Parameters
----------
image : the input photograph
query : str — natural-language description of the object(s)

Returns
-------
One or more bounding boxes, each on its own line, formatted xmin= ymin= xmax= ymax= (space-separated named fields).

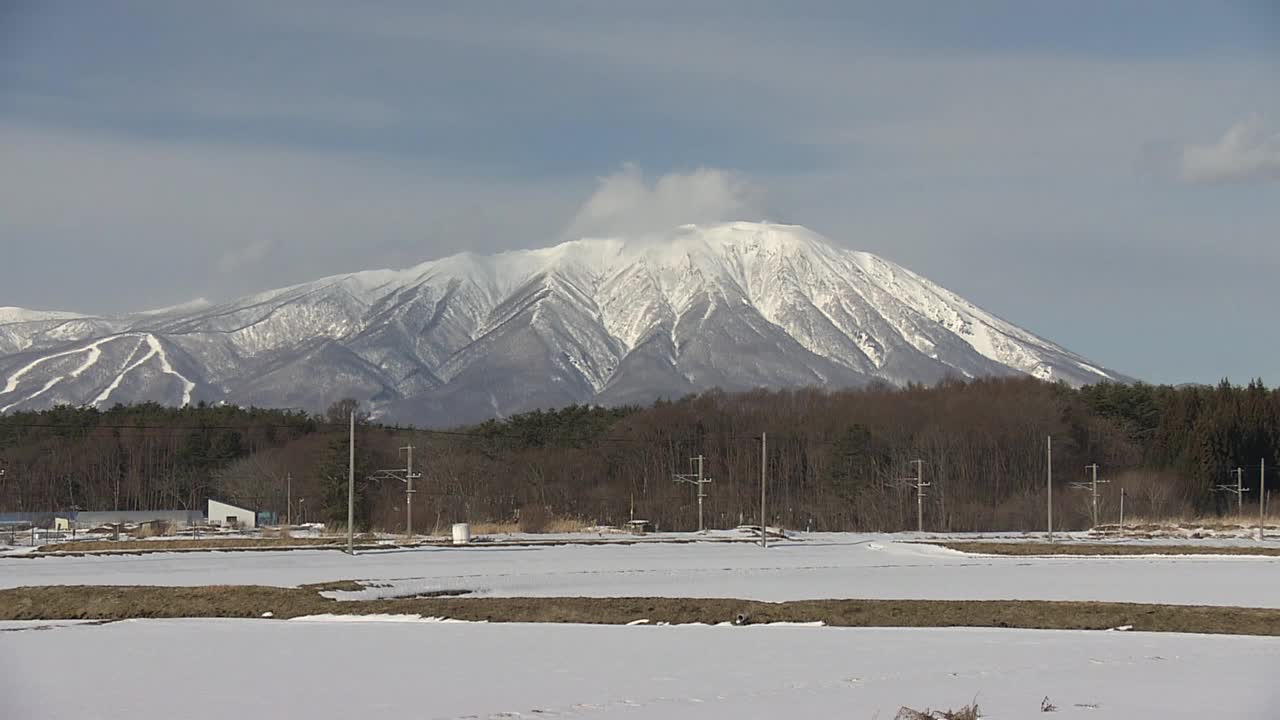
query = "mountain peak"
xmin=606 ymin=221 xmax=825 ymax=254
xmin=0 ymin=222 xmax=1123 ymax=423
xmin=0 ymin=306 xmax=86 ymax=325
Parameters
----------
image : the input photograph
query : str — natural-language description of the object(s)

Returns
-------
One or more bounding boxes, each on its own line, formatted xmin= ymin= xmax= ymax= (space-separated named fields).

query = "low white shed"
xmin=208 ymin=500 xmax=257 ymax=529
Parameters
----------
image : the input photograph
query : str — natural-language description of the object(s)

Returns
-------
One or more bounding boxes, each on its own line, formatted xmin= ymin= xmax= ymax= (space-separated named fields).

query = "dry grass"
xmin=543 ymin=517 xmax=592 ymax=533
xmin=465 ymin=521 xmax=521 ymax=535
xmin=518 ymin=504 xmax=550 ymax=533
xmin=933 ymin=541 xmax=1280 ymax=557
xmin=5 ymin=587 xmax=1280 ymax=636
xmin=35 ymin=537 xmax=348 ymax=553
xmin=1094 ymin=514 xmax=1276 ymax=533
xmin=896 ymin=703 xmax=980 ymax=720
xmin=457 ymin=517 xmax=592 ymax=536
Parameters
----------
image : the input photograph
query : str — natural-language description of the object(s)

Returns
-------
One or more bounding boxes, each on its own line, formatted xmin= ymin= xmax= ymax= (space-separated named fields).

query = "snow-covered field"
xmin=3 ymin=617 xmax=1278 ymax=719
xmin=5 ymin=534 xmax=1280 ymax=607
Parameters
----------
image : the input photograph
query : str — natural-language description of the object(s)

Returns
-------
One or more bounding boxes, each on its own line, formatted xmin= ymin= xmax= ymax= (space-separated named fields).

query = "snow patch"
xmin=289 ymin=614 xmax=475 ymax=624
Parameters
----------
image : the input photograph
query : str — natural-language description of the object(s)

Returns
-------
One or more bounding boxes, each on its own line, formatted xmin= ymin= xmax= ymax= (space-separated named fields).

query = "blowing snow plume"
xmin=563 ymin=165 xmax=765 ymax=240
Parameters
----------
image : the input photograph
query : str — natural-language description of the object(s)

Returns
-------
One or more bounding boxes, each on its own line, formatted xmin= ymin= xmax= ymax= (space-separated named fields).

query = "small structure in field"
xmin=72 ymin=510 xmax=204 ymax=529
xmin=625 ymin=519 xmax=654 ymax=535
xmin=208 ymin=500 xmax=257 ymax=530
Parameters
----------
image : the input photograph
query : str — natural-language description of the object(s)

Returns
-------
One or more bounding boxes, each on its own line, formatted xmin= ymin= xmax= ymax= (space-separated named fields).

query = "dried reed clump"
xmin=517 ymin=505 xmax=550 ymax=533
xmin=895 ymin=703 xmax=980 ymax=720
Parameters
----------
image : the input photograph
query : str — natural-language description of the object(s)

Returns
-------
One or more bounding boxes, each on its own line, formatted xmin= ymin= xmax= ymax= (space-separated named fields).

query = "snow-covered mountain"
xmin=0 ymin=222 xmax=1122 ymax=424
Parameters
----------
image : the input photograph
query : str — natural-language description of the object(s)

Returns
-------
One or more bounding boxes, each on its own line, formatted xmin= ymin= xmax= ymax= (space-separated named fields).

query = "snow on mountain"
xmin=0 ymin=222 xmax=1123 ymax=424
xmin=0 ymin=307 xmax=86 ymax=324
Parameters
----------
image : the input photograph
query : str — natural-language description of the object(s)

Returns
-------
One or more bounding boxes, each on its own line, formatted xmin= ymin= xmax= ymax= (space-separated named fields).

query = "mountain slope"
xmin=0 ymin=222 xmax=1123 ymax=424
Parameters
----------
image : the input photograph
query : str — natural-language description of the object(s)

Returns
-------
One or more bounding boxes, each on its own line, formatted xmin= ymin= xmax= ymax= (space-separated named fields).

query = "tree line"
xmin=0 ymin=378 xmax=1275 ymax=532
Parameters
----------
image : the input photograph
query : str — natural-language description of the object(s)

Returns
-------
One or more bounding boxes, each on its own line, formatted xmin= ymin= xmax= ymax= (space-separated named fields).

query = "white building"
xmin=207 ymin=500 xmax=257 ymax=529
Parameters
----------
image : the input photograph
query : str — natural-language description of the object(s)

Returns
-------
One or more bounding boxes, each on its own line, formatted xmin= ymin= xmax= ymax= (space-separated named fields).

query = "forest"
xmin=0 ymin=377 xmax=1276 ymax=533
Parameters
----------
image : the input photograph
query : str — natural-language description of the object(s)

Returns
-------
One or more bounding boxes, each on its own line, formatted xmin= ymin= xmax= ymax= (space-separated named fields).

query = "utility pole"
xmin=1119 ymin=487 xmax=1125 ymax=531
xmin=371 ymin=444 xmax=423 ymax=540
xmin=1262 ymin=458 xmax=1267 ymax=541
xmin=1086 ymin=463 xmax=1098 ymax=527
xmin=673 ymin=455 xmax=712 ymax=532
xmin=286 ymin=472 xmax=292 ymax=526
xmin=913 ymin=459 xmax=925 ymax=533
xmin=1214 ymin=467 xmax=1247 ymax=516
xmin=1071 ymin=463 xmax=1107 ymax=528
xmin=896 ymin=460 xmax=928 ymax=532
xmin=346 ymin=410 xmax=355 ymax=555
xmin=403 ymin=444 xmax=418 ymax=539
xmin=1235 ymin=467 xmax=1245 ymax=515
xmin=1047 ymin=435 xmax=1054 ymax=541
xmin=761 ymin=432 xmax=768 ymax=549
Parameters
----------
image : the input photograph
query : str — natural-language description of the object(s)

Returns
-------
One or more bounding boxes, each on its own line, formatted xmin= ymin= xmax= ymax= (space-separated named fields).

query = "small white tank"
xmin=451 ymin=522 xmax=471 ymax=545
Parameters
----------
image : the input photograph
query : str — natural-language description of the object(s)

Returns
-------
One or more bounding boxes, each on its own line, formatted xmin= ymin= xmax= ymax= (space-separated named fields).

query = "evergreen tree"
xmin=317 ymin=429 xmax=377 ymax=530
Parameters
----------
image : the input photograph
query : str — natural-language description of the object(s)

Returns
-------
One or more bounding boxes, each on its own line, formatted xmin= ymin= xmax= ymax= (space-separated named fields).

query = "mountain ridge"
xmin=0 ymin=222 xmax=1124 ymax=424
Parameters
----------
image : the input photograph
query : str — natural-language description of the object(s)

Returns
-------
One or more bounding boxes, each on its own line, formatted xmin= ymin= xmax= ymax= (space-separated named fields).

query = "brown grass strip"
xmin=932 ymin=541 xmax=1280 ymax=557
xmin=36 ymin=537 xmax=349 ymax=553
xmin=3 ymin=585 xmax=1280 ymax=636
xmin=22 ymin=535 xmax=762 ymax=557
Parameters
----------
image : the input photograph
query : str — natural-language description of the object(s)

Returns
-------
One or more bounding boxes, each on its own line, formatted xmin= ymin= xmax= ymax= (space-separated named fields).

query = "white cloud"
xmin=563 ymin=165 xmax=764 ymax=240
xmin=1178 ymin=115 xmax=1280 ymax=185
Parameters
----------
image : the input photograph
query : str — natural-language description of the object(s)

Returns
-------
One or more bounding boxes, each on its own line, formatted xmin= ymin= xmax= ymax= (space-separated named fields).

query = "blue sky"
xmin=1 ymin=1 xmax=1278 ymax=385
